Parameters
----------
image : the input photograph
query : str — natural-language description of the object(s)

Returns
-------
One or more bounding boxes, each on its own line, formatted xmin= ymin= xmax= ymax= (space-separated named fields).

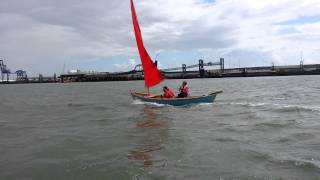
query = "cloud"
xmin=0 ymin=0 xmax=319 ymax=75
xmin=114 ymin=58 xmax=136 ymax=71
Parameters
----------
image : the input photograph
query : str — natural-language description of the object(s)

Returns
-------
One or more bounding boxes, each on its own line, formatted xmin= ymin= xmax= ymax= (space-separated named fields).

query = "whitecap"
xmin=131 ymin=100 xmax=165 ymax=107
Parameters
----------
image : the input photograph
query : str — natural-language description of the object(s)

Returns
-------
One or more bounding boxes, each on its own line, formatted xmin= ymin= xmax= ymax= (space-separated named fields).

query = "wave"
xmin=224 ymin=102 xmax=320 ymax=113
xmin=253 ymin=122 xmax=292 ymax=128
xmin=277 ymin=104 xmax=320 ymax=113
xmin=275 ymin=133 xmax=316 ymax=144
xmin=291 ymin=132 xmax=316 ymax=140
xmin=276 ymin=158 xmax=320 ymax=171
xmin=212 ymin=137 xmax=239 ymax=142
xmin=92 ymin=106 xmax=108 ymax=111
xmin=241 ymin=148 xmax=320 ymax=172
xmin=226 ymin=102 xmax=267 ymax=107
xmin=67 ymin=103 xmax=87 ymax=107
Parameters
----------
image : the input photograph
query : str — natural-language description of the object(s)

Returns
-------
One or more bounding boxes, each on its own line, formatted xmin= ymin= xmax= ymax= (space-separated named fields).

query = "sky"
xmin=0 ymin=0 xmax=320 ymax=76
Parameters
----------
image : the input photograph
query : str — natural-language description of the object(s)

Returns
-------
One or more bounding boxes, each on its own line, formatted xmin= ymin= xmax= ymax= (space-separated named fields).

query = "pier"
xmin=1 ymin=58 xmax=320 ymax=84
xmin=60 ymin=58 xmax=320 ymax=83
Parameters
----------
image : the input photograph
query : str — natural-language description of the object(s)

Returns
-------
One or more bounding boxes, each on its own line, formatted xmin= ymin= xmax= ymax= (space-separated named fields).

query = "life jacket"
xmin=180 ymin=85 xmax=189 ymax=95
xmin=164 ymin=89 xmax=175 ymax=98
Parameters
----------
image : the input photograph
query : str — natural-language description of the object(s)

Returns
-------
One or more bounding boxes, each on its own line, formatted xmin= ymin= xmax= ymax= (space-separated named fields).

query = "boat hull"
xmin=131 ymin=92 xmax=218 ymax=106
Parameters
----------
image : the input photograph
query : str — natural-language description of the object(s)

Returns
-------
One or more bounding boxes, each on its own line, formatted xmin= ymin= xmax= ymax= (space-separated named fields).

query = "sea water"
xmin=0 ymin=76 xmax=320 ymax=179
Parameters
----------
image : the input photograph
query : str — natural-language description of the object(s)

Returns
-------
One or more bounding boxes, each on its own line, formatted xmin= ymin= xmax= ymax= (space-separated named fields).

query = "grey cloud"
xmin=0 ymin=0 xmax=237 ymax=75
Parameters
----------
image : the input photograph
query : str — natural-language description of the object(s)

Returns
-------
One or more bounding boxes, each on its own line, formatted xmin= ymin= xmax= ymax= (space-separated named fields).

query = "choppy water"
xmin=1 ymin=76 xmax=320 ymax=180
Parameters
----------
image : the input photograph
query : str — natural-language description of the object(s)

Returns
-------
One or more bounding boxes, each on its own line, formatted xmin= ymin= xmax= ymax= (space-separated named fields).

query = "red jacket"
xmin=163 ymin=89 xmax=175 ymax=98
xmin=180 ymin=85 xmax=189 ymax=95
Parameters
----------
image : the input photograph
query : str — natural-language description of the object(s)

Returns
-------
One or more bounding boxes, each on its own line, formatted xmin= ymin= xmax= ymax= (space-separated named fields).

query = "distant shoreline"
xmin=1 ymin=64 xmax=320 ymax=84
xmin=1 ymin=71 xmax=320 ymax=85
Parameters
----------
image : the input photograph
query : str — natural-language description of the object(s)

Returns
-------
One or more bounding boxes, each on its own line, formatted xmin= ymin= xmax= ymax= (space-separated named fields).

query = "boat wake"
xmin=132 ymin=100 xmax=165 ymax=107
xmin=132 ymin=100 xmax=218 ymax=108
xmin=226 ymin=102 xmax=320 ymax=113
xmin=195 ymin=103 xmax=214 ymax=107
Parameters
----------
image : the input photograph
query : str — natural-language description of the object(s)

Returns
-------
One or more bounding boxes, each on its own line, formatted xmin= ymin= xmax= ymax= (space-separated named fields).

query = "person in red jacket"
xmin=162 ymin=86 xmax=175 ymax=98
xmin=178 ymin=81 xmax=189 ymax=98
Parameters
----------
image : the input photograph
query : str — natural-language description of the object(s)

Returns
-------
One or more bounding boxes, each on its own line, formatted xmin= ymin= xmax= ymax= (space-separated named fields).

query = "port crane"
xmin=0 ymin=59 xmax=11 ymax=82
xmin=0 ymin=59 xmax=28 ymax=82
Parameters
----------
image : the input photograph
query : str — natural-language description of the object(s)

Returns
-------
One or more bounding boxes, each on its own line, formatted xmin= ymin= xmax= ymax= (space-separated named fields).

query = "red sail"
xmin=130 ymin=0 xmax=164 ymax=88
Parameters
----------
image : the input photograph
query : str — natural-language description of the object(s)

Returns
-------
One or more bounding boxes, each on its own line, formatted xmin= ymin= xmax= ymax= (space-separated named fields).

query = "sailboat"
xmin=129 ymin=0 xmax=222 ymax=106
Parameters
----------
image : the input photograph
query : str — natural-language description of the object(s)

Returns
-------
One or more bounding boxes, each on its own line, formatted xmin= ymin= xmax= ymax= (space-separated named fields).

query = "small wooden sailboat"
xmin=130 ymin=0 xmax=222 ymax=106
xmin=131 ymin=91 xmax=222 ymax=106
